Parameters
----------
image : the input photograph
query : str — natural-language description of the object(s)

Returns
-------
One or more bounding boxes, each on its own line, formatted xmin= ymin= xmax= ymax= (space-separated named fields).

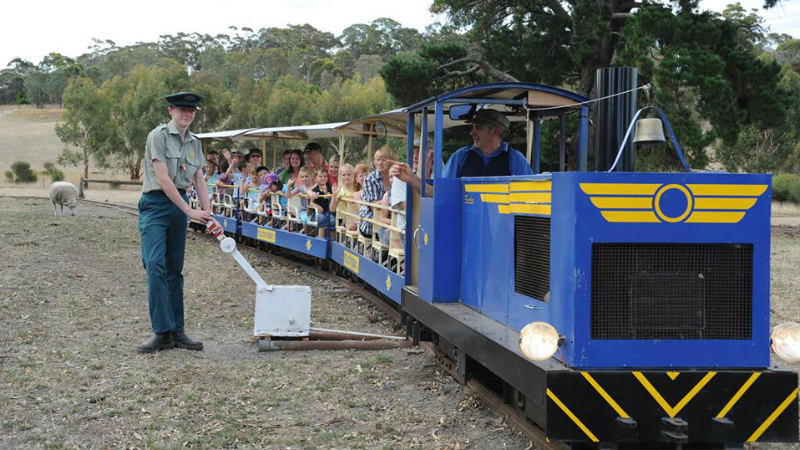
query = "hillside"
xmin=0 ymin=104 xmax=69 ymax=182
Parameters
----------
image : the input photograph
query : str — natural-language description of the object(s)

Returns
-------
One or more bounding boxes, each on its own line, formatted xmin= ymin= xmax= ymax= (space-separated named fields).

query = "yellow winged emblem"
xmin=579 ymin=183 xmax=767 ymax=224
xmin=465 ymin=181 xmax=552 ymax=216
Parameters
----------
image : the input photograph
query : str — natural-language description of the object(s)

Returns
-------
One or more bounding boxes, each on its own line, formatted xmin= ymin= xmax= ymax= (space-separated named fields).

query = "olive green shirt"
xmin=141 ymin=121 xmax=205 ymax=193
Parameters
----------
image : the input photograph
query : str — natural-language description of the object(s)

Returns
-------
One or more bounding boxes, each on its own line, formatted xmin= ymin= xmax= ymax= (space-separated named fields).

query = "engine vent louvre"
xmin=591 ymin=243 xmax=752 ymax=340
xmin=514 ymin=216 xmax=550 ymax=301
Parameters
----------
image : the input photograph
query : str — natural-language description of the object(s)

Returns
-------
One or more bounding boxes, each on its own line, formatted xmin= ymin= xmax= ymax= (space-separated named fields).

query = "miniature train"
xmin=188 ymin=81 xmax=799 ymax=448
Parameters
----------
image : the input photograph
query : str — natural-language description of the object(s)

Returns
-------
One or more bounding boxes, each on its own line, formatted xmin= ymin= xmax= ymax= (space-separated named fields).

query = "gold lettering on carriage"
xmin=257 ymin=228 xmax=276 ymax=243
xmin=343 ymin=250 xmax=360 ymax=273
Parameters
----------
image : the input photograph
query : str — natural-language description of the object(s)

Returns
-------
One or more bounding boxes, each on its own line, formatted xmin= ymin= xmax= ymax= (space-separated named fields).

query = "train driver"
xmin=390 ymin=109 xmax=532 ymax=194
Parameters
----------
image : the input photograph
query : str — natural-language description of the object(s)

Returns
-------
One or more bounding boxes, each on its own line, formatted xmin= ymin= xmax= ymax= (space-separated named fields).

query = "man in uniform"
xmin=137 ymin=91 xmax=215 ymax=353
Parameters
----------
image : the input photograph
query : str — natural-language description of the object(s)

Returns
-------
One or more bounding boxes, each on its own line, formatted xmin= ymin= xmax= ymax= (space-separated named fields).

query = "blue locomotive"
xmin=192 ymin=80 xmax=800 ymax=448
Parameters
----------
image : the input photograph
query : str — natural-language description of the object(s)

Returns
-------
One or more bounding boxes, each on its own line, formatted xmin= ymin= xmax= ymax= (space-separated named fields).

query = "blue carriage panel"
xmin=242 ymin=221 xmax=328 ymax=258
xmin=550 ymin=171 xmax=772 ymax=369
xmin=331 ymin=241 xmax=403 ymax=304
xmin=417 ymin=178 xmax=462 ymax=303
xmin=214 ymin=213 xmax=239 ymax=234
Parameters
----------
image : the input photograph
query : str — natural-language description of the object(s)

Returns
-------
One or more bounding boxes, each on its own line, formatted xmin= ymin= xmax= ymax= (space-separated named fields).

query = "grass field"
xmin=0 ymin=104 xmax=137 ymax=188
xmin=0 ymin=105 xmax=68 ymax=179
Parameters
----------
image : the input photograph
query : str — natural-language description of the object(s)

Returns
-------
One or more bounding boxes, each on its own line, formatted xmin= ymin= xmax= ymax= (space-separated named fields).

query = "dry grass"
xmin=0 ymin=186 xmax=141 ymax=206
xmin=0 ymin=105 xmax=66 ymax=176
xmin=0 ymin=197 xmax=528 ymax=450
xmin=773 ymin=202 xmax=800 ymax=227
xmin=0 ymin=104 xmax=135 ymax=187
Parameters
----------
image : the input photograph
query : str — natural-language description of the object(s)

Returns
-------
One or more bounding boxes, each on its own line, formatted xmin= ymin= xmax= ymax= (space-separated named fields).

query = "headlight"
xmin=519 ymin=322 xmax=560 ymax=361
xmin=771 ymin=322 xmax=800 ymax=363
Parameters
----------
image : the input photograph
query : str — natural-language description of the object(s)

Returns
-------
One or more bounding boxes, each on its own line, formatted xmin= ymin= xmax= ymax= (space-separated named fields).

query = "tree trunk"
xmin=577 ymin=0 xmax=630 ymax=97
xmin=82 ymin=130 xmax=89 ymax=181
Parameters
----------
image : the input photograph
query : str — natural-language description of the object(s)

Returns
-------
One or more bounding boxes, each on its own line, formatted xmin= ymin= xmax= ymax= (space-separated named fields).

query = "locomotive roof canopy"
xmin=403 ymin=82 xmax=589 ymax=127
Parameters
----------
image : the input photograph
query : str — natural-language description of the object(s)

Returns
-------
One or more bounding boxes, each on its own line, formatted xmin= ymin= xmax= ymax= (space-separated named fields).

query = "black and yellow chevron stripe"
xmin=545 ymin=370 xmax=798 ymax=444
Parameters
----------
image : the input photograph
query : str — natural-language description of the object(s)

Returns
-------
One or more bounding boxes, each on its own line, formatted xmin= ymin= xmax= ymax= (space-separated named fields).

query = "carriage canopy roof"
xmin=194 ymin=128 xmax=256 ymax=142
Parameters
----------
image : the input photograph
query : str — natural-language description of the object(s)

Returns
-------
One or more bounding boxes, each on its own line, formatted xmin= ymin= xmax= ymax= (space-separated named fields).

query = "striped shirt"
xmin=358 ymin=170 xmax=385 ymax=235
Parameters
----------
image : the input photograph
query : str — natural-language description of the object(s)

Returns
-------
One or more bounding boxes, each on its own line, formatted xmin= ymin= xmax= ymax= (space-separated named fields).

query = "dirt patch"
xmin=0 ymin=186 xmax=141 ymax=206
xmin=773 ymin=225 xmax=800 ymax=240
xmin=0 ymin=197 xmax=530 ymax=449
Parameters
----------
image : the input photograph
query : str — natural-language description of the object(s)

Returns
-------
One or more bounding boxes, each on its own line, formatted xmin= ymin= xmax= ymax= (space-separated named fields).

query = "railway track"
xmin=212 ymin=229 xmax=556 ymax=448
xmin=9 ymin=195 xmax=757 ymax=449
xmin=79 ymin=198 xmax=140 ymax=216
xmin=68 ymin=199 xmax=554 ymax=449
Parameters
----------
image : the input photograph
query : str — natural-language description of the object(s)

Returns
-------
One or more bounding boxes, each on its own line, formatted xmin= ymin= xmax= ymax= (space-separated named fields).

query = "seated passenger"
xmin=328 ymin=155 xmax=339 ymax=188
xmin=287 ymin=166 xmax=315 ymax=230
xmin=247 ymin=149 xmax=263 ymax=173
xmin=242 ymin=166 xmax=268 ymax=216
xmin=389 ymin=168 xmax=407 ymax=236
xmin=303 ymin=142 xmax=331 ymax=181
xmin=204 ymin=161 xmax=219 ymax=196
xmin=376 ymin=190 xmax=392 ymax=245
xmin=350 ymin=163 xmax=371 ymax=232
xmin=352 ymin=163 xmax=370 ymax=202
xmin=218 ymin=147 xmax=248 ymax=184
xmin=330 ymin=163 xmax=354 ymax=212
xmin=391 ymin=109 xmax=532 ymax=194
xmin=358 ymin=146 xmax=397 ymax=238
xmin=279 ymin=149 xmax=304 ymax=189
xmin=206 ymin=149 xmax=221 ymax=167
xmin=275 ymin=149 xmax=293 ymax=178
xmin=310 ymin=169 xmax=334 ymax=238
xmin=233 ymin=161 xmax=251 ymax=207
xmin=203 ymin=158 xmax=218 ymax=181
xmin=259 ymin=175 xmax=281 ymax=217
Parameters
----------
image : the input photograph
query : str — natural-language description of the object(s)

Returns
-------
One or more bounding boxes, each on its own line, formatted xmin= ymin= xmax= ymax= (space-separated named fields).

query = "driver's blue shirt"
xmin=442 ymin=142 xmax=533 ymax=178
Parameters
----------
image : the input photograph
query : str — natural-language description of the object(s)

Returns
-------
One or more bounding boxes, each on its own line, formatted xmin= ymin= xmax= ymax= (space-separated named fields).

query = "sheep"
xmin=48 ymin=181 xmax=79 ymax=216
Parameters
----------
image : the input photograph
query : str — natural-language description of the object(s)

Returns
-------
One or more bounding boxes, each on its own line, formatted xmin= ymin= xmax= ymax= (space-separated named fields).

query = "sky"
xmin=1 ymin=0 xmax=798 ymax=69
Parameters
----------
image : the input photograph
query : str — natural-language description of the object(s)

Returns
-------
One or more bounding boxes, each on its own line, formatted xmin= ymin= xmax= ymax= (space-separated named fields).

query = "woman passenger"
xmin=328 ymin=155 xmax=340 ymax=187
xmin=279 ymin=149 xmax=304 ymax=209
xmin=278 ymin=149 xmax=304 ymax=188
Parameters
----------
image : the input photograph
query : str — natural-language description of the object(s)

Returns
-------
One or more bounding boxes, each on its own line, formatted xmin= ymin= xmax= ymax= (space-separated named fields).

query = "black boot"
xmin=137 ymin=333 xmax=174 ymax=353
xmin=172 ymin=332 xmax=203 ymax=351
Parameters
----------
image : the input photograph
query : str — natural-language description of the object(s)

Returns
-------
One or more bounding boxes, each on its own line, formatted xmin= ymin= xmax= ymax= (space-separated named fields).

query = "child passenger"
xmin=328 ymin=155 xmax=340 ymax=187
xmin=331 ymin=163 xmax=355 ymax=231
xmin=310 ymin=169 xmax=334 ymax=238
xmin=242 ymin=166 xmax=268 ymax=210
xmin=352 ymin=163 xmax=371 ymax=202
xmin=287 ymin=166 xmax=315 ymax=229
xmin=257 ymin=174 xmax=281 ymax=222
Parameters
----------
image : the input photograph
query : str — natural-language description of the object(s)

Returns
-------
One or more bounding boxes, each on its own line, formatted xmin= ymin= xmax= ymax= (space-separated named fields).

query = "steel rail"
xmin=47 ymin=198 xmax=567 ymax=450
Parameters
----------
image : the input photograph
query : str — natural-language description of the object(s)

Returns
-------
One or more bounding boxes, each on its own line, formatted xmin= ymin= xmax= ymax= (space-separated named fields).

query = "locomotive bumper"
xmin=546 ymin=369 xmax=799 ymax=445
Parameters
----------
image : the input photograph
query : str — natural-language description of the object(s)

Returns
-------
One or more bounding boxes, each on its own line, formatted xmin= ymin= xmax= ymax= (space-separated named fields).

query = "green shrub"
xmin=5 ymin=161 xmax=37 ymax=183
xmin=42 ymin=162 xmax=64 ymax=182
xmin=773 ymin=174 xmax=800 ymax=203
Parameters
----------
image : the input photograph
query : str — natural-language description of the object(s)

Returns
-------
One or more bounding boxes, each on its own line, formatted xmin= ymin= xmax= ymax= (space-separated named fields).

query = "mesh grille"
xmin=591 ymin=243 xmax=752 ymax=340
xmin=514 ymin=216 xmax=550 ymax=300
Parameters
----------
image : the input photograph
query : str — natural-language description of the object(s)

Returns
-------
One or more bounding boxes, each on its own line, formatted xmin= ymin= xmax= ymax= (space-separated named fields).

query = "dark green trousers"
xmin=138 ymin=190 xmax=188 ymax=334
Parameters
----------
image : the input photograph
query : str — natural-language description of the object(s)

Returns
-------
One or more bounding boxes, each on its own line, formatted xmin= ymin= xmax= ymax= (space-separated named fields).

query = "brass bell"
xmin=633 ymin=117 xmax=666 ymax=145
